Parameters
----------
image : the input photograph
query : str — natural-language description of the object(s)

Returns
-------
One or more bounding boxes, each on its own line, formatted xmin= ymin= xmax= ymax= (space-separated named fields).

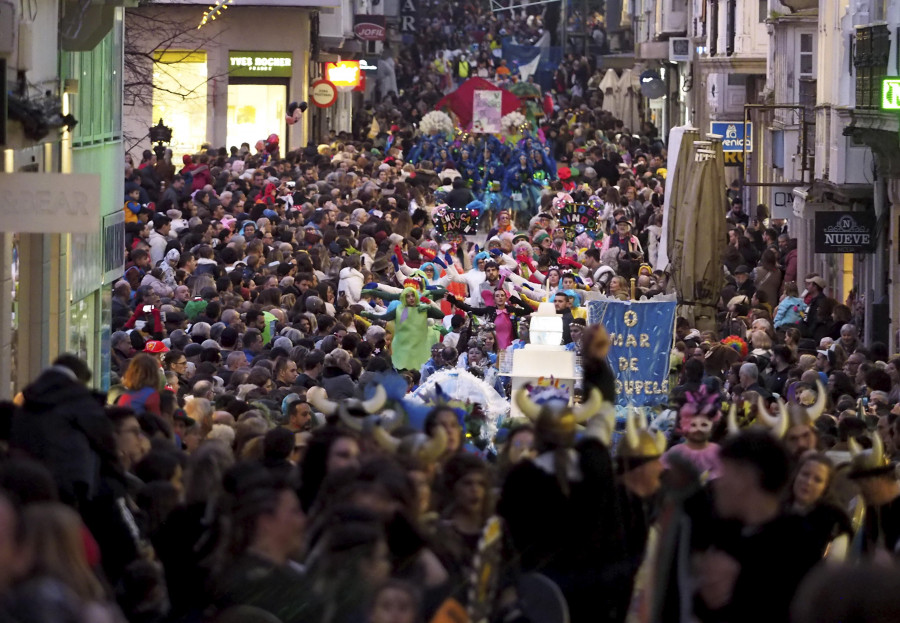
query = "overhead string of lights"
xmin=198 ymin=0 xmax=234 ymax=29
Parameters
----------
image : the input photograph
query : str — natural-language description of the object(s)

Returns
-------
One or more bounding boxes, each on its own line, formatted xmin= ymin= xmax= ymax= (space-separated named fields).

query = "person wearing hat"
xmin=802 ymin=275 xmax=827 ymax=339
xmin=846 ymin=431 xmax=900 ymax=556
xmin=733 ymin=265 xmax=756 ymax=298
xmin=602 ymin=218 xmax=643 ymax=258
xmin=160 ymin=248 xmax=181 ymax=289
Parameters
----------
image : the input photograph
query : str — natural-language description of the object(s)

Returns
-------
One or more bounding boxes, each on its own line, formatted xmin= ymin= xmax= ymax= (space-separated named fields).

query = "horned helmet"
xmin=726 ymin=380 xmax=827 ymax=438
xmin=371 ymin=425 xmax=448 ymax=465
xmin=307 ymin=385 xmax=397 ymax=431
xmin=847 ymin=431 xmax=894 ymax=480
xmin=514 ymin=388 xmax=615 ymax=448
xmin=616 ymin=407 xmax=667 ymax=470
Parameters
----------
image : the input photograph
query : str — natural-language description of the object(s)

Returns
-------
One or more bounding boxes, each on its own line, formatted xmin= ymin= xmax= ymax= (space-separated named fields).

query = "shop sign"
xmin=814 ymin=211 xmax=876 ymax=254
xmin=360 ymin=59 xmax=378 ymax=72
xmin=882 ymin=77 xmax=900 ymax=110
xmin=324 ymin=61 xmax=362 ymax=88
xmin=0 ymin=173 xmax=100 ymax=232
xmin=769 ymin=184 xmax=797 ymax=220
xmin=400 ymin=0 xmax=417 ymax=33
xmin=710 ymin=121 xmax=752 ymax=152
xmin=354 ymin=15 xmax=386 ymax=41
xmin=311 ymin=79 xmax=338 ymax=108
xmin=228 ymin=51 xmax=293 ymax=78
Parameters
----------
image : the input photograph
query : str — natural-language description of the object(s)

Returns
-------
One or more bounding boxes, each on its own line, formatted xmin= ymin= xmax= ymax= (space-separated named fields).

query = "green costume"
xmin=364 ymin=287 xmax=446 ymax=371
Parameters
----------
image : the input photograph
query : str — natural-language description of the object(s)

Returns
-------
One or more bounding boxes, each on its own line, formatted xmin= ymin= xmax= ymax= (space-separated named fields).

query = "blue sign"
xmin=587 ymin=299 xmax=677 ymax=407
xmin=710 ymin=121 xmax=753 ymax=152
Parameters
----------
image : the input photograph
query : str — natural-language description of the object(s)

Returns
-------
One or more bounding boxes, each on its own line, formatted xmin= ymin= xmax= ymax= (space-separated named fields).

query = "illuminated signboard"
xmin=324 ymin=61 xmax=362 ymax=88
xmin=229 ymin=51 xmax=293 ymax=78
xmin=882 ymin=78 xmax=900 ymax=111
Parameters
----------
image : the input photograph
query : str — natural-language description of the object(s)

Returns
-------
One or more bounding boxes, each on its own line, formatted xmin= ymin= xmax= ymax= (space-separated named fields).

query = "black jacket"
xmin=11 ymin=367 xmax=119 ymax=507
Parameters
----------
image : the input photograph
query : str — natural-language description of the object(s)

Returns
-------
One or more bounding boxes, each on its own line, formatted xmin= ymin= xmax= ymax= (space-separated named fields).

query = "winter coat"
xmin=148 ymin=230 xmax=169 ymax=266
xmin=321 ymin=366 xmax=357 ymax=400
xmin=774 ymin=296 xmax=807 ymax=329
xmin=338 ymin=267 xmax=365 ymax=304
xmin=783 ymin=248 xmax=798 ymax=286
xmin=190 ymin=165 xmax=212 ymax=192
xmin=141 ymin=273 xmax=173 ymax=299
xmin=10 ymin=367 xmax=118 ymax=506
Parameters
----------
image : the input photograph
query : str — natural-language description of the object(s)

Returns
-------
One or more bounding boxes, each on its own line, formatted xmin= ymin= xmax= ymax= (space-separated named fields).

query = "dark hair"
xmin=719 ymin=430 xmax=791 ymax=494
xmin=52 ymin=353 xmax=92 ymax=384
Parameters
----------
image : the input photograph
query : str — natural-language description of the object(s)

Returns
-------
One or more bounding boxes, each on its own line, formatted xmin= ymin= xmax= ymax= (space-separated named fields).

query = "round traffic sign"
xmin=311 ymin=79 xmax=338 ymax=108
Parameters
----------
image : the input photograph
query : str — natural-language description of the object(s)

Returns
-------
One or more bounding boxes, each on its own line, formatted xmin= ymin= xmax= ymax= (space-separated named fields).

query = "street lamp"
xmin=149 ymin=119 xmax=172 ymax=160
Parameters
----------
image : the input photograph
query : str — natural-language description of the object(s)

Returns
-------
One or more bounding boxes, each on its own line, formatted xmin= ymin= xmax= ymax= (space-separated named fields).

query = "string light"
xmin=198 ymin=0 xmax=234 ymax=29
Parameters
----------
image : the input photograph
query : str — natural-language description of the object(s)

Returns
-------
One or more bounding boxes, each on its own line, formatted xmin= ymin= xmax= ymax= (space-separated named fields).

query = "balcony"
xmin=853 ymin=24 xmax=890 ymax=109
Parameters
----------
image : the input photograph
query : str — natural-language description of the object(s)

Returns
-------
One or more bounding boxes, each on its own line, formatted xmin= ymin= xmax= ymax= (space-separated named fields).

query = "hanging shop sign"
xmin=228 ymin=51 xmax=293 ymax=78
xmin=0 ymin=173 xmax=100 ymax=233
xmin=882 ymin=77 xmax=900 ymax=111
xmin=354 ymin=15 xmax=386 ymax=41
xmin=400 ymin=0 xmax=418 ymax=33
xmin=311 ymin=79 xmax=338 ymax=108
xmin=814 ymin=211 xmax=876 ymax=253
xmin=587 ymin=297 xmax=677 ymax=407
xmin=360 ymin=59 xmax=379 ymax=72
xmin=710 ymin=121 xmax=753 ymax=152
xmin=324 ymin=61 xmax=362 ymax=88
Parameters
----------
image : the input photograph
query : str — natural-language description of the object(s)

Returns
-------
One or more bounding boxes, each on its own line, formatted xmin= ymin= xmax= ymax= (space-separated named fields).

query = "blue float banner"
xmin=587 ymin=298 xmax=677 ymax=407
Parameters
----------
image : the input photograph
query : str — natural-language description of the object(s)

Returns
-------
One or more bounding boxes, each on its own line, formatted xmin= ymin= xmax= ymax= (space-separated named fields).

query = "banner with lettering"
xmin=557 ymin=202 xmax=602 ymax=241
xmin=432 ymin=204 xmax=479 ymax=242
xmin=587 ymin=297 xmax=677 ymax=407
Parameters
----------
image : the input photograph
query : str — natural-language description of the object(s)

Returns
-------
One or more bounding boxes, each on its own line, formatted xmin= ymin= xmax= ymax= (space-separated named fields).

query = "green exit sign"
xmin=882 ymin=78 xmax=900 ymax=110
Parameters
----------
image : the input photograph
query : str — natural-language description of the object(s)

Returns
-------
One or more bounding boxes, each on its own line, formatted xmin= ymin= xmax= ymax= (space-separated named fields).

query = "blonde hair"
xmin=798 ymin=354 xmax=817 ymax=372
xmin=750 ymin=330 xmax=772 ymax=350
xmin=22 ymin=503 xmax=106 ymax=602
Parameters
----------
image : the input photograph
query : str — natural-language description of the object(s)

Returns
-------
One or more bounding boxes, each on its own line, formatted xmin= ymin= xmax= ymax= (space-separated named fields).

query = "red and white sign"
xmin=311 ymin=79 xmax=338 ymax=108
xmin=353 ymin=15 xmax=386 ymax=41
xmin=324 ymin=61 xmax=362 ymax=88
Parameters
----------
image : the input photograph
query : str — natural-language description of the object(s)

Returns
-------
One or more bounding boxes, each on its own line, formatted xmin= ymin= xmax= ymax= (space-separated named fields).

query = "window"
xmin=799 ymin=33 xmax=814 ymax=77
xmin=759 ymin=0 xmax=766 ymax=22
xmin=64 ymin=9 xmax=124 ymax=146
xmin=152 ymin=51 xmax=208 ymax=156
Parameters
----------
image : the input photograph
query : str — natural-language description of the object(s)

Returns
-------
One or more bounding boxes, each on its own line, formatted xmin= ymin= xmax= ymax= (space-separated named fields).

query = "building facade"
xmin=123 ymin=0 xmax=327 ymax=157
xmin=2 ymin=0 xmax=125 ymax=394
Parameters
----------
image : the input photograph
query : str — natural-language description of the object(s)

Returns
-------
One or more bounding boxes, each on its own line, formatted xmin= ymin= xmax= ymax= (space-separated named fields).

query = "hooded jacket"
xmin=338 ymin=266 xmax=365 ymax=304
xmin=10 ymin=366 xmax=119 ymax=506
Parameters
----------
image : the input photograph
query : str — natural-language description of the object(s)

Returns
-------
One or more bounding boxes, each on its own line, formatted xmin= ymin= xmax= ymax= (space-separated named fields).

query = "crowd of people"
xmin=1 ymin=2 xmax=900 ymax=623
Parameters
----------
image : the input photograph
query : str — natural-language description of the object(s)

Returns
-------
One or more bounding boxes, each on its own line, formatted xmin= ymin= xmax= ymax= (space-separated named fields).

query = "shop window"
xmin=152 ymin=51 xmax=208 ymax=156
xmin=226 ymin=83 xmax=286 ymax=153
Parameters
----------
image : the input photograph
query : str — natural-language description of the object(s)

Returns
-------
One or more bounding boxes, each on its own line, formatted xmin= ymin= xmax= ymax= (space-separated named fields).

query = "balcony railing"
xmin=854 ymin=24 xmax=890 ymax=109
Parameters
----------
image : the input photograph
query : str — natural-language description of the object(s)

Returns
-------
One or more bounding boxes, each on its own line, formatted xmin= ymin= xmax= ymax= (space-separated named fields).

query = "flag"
xmin=502 ymin=43 xmax=541 ymax=82
xmin=518 ymin=53 xmax=540 ymax=82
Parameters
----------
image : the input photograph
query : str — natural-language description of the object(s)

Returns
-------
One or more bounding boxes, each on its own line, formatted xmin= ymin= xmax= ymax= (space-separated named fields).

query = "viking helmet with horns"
xmin=726 ymin=380 xmax=827 ymax=438
xmin=616 ymin=406 xmax=667 ymax=471
xmin=847 ymin=431 xmax=894 ymax=480
xmin=307 ymin=385 xmax=396 ymax=431
xmin=514 ymin=388 xmax=615 ymax=448
xmin=371 ymin=425 xmax=448 ymax=465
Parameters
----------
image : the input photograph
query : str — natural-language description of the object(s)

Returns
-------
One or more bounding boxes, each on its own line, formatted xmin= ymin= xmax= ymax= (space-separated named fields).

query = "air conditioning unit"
xmin=669 ymin=38 xmax=692 ymax=62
